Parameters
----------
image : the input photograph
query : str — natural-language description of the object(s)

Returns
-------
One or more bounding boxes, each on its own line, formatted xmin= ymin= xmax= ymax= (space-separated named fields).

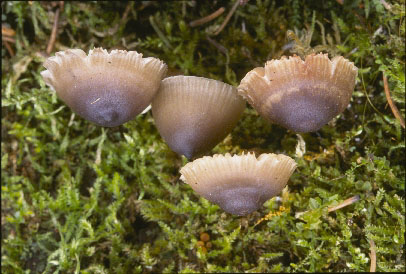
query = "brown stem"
xmin=370 ymin=239 xmax=376 ymax=272
xmin=121 ymin=2 xmax=132 ymax=24
xmin=2 ymin=26 xmax=16 ymax=37
xmin=2 ymin=36 xmax=16 ymax=43
xmin=383 ymin=72 xmax=405 ymax=128
xmin=4 ymin=41 xmax=14 ymax=57
xmin=328 ymin=195 xmax=360 ymax=212
xmin=214 ymin=0 xmax=240 ymax=36
xmin=46 ymin=4 xmax=62 ymax=55
xmin=296 ymin=195 xmax=360 ymax=218
xmin=190 ymin=7 xmax=225 ymax=27
xmin=206 ymin=35 xmax=228 ymax=55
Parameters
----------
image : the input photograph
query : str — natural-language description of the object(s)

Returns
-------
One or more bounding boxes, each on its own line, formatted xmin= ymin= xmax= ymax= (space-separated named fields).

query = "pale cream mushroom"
xmin=238 ymin=53 xmax=358 ymax=133
xmin=41 ymin=48 xmax=167 ymax=127
xmin=152 ymin=76 xmax=245 ymax=159
xmin=180 ymin=153 xmax=296 ymax=216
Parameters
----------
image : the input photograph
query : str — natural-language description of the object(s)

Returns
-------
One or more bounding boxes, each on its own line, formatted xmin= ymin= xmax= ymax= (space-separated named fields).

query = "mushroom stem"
xmin=383 ymin=72 xmax=405 ymax=128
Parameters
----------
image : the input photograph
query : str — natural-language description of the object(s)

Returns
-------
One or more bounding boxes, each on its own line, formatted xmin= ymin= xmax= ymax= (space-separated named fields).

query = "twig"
xmin=46 ymin=2 xmax=63 ymax=55
xmin=2 ymin=26 xmax=16 ymax=37
xmin=369 ymin=239 xmax=376 ymax=272
xmin=2 ymin=20 xmax=16 ymax=51
xmin=383 ymin=72 xmax=405 ymax=128
xmin=121 ymin=2 xmax=132 ymax=24
xmin=95 ymin=129 xmax=106 ymax=165
xmin=328 ymin=195 xmax=360 ymax=212
xmin=96 ymin=1 xmax=132 ymax=38
xmin=206 ymin=35 xmax=228 ymax=55
xmin=190 ymin=7 xmax=225 ymax=27
xmin=214 ymin=0 xmax=240 ymax=36
xmin=2 ymin=36 xmax=16 ymax=43
xmin=4 ymin=41 xmax=14 ymax=57
xmin=240 ymin=46 xmax=260 ymax=67
xmin=149 ymin=16 xmax=173 ymax=50
xmin=360 ymin=60 xmax=384 ymax=115
xmin=68 ymin=113 xmax=75 ymax=127
xmin=295 ymin=195 xmax=360 ymax=218
xmin=380 ymin=0 xmax=392 ymax=10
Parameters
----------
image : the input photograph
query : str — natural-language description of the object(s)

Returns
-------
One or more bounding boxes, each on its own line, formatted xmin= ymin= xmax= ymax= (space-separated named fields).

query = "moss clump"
xmin=2 ymin=1 xmax=404 ymax=272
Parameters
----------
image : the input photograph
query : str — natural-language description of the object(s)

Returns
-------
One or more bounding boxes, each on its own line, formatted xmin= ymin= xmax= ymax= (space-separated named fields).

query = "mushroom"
xmin=238 ymin=53 xmax=358 ymax=133
xmin=41 ymin=48 xmax=167 ymax=127
xmin=151 ymin=76 xmax=245 ymax=159
xmin=180 ymin=152 xmax=296 ymax=216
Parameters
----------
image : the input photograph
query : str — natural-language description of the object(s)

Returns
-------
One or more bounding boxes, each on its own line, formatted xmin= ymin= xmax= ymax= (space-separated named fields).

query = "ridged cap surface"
xmin=238 ymin=53 xmax=358 ymax=132
xmin=152 ymin=76 xmax=245 ymax=159
xmin=180 ymin=153 xmax=296 ymax=216
xmin=41 ymin=48 xmax=167 ymax=127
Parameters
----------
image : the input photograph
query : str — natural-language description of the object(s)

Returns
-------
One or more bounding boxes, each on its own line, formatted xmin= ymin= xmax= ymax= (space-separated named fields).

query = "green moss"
xmin=1 ymin=1 xmax=404 ymax=272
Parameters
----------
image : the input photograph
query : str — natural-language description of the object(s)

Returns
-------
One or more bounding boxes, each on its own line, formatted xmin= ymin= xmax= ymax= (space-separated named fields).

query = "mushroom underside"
xmin=263 ymin=87 xmax=345 ymax=132
xmin=61 ymin=80 xmax=151 ymax=127
xmin=158 ymin=117 xmax=241 ymax=159
xmin=204 ymin=185 xmax=280 ymax=216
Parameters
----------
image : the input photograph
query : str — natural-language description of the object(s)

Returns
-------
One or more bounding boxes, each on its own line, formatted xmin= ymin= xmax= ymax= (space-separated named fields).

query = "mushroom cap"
xmin=151 ymin=76 xmax=245 ymax=159
xmin=238 ymin=53 xmax=358 ymax=133
xmin=180 ymin=153 xmax=296 ymax=216
xmin=41 ymin=48 xmax=167 ymax=127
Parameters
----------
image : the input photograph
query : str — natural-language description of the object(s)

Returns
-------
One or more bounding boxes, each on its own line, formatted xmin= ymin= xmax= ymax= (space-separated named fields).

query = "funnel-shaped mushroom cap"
xmin=41 ymin=48 xmax=167 ymax=127
xmin=180 ymin=153 xmax=296 ymax=216
xmin=238 ymin=53 xmax=358 ymax=133
xmin=152 ymin=76 xmax=245 ymax=159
